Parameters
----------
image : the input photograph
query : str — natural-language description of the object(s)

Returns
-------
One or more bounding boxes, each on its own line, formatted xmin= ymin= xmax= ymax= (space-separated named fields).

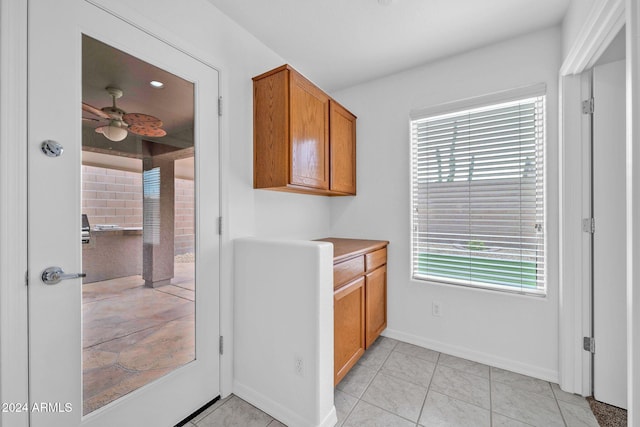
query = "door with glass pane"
xmin=28 ymin=1 xmax=220 ymax=426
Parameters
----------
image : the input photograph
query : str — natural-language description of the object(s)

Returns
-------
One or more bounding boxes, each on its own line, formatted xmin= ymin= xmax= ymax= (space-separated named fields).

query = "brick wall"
xmin=82 ymin=165 xmax=194 ymax=255
xmin=82 ymin=166 xmax=143 ymax=227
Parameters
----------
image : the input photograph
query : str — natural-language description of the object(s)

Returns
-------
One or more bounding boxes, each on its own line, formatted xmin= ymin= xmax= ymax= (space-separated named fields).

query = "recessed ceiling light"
xmin=378 ymin=0 xmax=397 ymax=5
xmin=149 ymin=80 xmax=164 ymax=88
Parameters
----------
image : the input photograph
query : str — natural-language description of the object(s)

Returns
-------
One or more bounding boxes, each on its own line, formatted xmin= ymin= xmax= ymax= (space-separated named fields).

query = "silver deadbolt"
xmin=41 ymin=266 xmax=86 ymax=285
xmin=41 ymin=140 xmax=64 ymax=157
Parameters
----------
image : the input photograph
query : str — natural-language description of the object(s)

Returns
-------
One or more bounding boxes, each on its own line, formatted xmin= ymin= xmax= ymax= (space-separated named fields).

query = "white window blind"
xmin=410 ymin=95 xmax=545 ymax=295
xmin=143 ymin=167 xmax=161 ymax=245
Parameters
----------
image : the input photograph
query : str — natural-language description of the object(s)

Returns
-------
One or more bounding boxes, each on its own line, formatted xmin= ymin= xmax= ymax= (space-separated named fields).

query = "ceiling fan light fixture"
xmin=150 ymin=80 xmax=164 ymax=88
xmin=96 ymin=120 xmax=128 ymax=142
xmin=84 ymin=86 xmax=167 ymax=141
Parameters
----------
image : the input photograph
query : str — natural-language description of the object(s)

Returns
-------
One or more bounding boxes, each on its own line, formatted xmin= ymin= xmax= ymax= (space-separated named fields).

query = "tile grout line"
xmin=340 ymin=339 xmax=398 ymax=426
xmin=426 ymin=361 xmax=491 ymax=412
xmin=489 ymin=365 xmax=493 ymax=427
xmin=490 ymin=370 xmax=563 ymax=426
xmin=414 ymin=350 xmax=440 ymax=427
xmin=154 ymin=287 xmax=196 ymax=302
xmin=551 ymin=382 xmax=570 ymax=427
xmin=83 ymin=312 xmax=194 ymax=350
xmin=486 ymin=370 xmax=561 ymax=427
xmin=491 ymin=379 xmax=567 ymax=406
xmin=349 ymin=398 xmax=422 ymax=426
xmin=358 ymin=340 xmax=397 ymax=398
xmin=82 ymin=284 xmax=143 ymax=304
xmin=192 ymin=395 xmax=234 ymax=426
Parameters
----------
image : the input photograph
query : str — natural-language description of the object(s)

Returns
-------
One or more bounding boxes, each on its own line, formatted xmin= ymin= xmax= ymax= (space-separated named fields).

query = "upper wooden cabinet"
xmin=253 ymin=65 xmax=356 ymax=196
xmin=329 ymin=101 xmax=357 ymax=194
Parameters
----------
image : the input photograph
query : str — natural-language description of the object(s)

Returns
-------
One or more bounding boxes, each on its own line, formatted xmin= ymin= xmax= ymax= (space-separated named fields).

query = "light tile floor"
xmin=188 ymin=336 xmax=599 ymax=427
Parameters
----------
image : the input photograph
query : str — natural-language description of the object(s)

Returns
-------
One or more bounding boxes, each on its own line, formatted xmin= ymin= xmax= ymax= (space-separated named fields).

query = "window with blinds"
xmin=410 ymin=94 xmax=545 ymax=295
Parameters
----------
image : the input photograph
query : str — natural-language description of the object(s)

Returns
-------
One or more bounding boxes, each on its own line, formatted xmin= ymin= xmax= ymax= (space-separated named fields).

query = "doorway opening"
xmin=583 ymin=25 xmax=628 ymax=424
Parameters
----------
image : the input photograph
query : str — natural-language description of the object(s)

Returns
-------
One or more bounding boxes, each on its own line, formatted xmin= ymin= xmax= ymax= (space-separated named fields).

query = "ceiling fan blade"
xmin=82 ymin=102 xmax=110 ymax=119
xmin=123 ymin=113 xmax=163 ymax=127
xmin=82 ymin=116 xmax=101 ymax=122
xmin=128 ymin=124 xmax=167 ymax=137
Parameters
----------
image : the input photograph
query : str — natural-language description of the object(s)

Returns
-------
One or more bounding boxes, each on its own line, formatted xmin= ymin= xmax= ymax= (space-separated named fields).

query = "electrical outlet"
xmin=432 ymin=301 xmax=442 ymax=317
xmin=295 ymin=356 xmax=304 ymax=377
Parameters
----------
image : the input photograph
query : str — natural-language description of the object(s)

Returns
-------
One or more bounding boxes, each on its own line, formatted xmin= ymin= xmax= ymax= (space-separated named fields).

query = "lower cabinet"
xmin=333 ymin=277 xmax=365 ymax=385
xmin=320 ymin=238 xmax=388 ymax=386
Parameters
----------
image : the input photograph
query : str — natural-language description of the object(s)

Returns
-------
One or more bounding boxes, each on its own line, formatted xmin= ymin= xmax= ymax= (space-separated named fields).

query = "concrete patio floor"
xmin=82 ymin=262 xmax=195 ymax=415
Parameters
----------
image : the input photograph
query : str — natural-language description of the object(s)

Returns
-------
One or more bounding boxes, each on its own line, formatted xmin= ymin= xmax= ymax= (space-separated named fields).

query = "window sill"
xmin=410 ymin=275 xmax=548 ymax=299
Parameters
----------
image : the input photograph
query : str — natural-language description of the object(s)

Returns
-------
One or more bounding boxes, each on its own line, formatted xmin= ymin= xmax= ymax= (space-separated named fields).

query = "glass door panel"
xmin=81 ymin=35 xmax=195 ymax=415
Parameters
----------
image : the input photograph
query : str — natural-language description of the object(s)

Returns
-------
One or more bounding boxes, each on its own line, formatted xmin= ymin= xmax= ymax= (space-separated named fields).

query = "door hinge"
xmin=218 ymin=217 xmax=222 ymax=235
xmin=582 ymin=218 xmax=595 ymax=234
xmin=219 ymin=336 xmax=224 ymax=355
xmin=25 ymin=270 xmax=29 ymax=286
xmin=218 ymin=96 xmax=223 ymax=116
xmin=583 ymin=336 xmax=595 ymax=353
xmin=582 ymin=98 xmax=594 ymax=114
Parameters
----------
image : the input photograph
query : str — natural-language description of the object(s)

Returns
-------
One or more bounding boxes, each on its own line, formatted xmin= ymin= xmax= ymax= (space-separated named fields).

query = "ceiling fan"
xmin=82 ymin=86 xmax=167 ymax=142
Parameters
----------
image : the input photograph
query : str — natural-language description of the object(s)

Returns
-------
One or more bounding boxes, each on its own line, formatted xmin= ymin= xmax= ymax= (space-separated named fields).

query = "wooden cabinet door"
xmin=365 ymin=265 xmax=387 ymax=348
xmin=253 ymin=68 xmax=289 ymax=189
xmin=289 ymin=71 xmax=330 ymax=189
xmin=334 ymin=277 xmax=365 ymax=385
xmin=329 ymin=101 xmax=357 ymax=194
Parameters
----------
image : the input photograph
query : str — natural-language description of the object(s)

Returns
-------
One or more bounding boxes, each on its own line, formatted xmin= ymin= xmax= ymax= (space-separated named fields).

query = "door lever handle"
xmin=41 ymin=266 xmax=86 ymax=285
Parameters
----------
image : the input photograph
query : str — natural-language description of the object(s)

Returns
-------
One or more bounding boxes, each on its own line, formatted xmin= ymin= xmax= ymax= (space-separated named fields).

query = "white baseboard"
xmin=382 ymin=328 xmax=559 ymax=383
xmin=233 ymin=380 xmax=337 ymax=427
xmin=316 ymin=406 xmax=338 ymax=427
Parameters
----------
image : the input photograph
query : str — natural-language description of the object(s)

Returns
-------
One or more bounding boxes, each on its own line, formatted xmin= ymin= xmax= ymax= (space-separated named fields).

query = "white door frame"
xmin=559 ymin=0 xmax=640 ymax=423
xmin=0 ymin=0 xmax=29 ymax=426
xmin=558 ymin=0 xmax=622 ymax=397
xmin=626 ymin=1 xmax=640 ymax=424
xmin=0 ymin=1 xmax=232 ymax=425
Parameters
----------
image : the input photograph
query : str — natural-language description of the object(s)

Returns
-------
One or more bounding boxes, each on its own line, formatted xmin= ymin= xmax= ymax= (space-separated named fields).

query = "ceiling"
xmin=208 ymin=0 xmax=571 ymax=92
xmin=82 ymin=35 xmax=194 ymax=149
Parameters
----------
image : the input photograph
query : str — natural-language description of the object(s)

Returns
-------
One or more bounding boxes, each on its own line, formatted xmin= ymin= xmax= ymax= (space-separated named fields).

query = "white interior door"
xmin=593 ymin=59 xmax=627 ymax=409
xmin=28 ymin=1 xmax=220 ymax=426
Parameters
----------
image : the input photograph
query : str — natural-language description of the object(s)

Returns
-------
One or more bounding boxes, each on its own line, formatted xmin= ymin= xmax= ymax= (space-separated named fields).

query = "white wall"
xmin=330 ymin=27 xmax=562 ymax=380
xmin=234 ymin=238 xmax=335 ymax=427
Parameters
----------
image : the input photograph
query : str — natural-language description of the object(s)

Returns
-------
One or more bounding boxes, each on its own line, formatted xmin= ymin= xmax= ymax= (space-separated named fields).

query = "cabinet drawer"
xmin=365 ymin=248 xmax=387 ymax=272
xmin=334 ymin=256 xmax=364 ymax=288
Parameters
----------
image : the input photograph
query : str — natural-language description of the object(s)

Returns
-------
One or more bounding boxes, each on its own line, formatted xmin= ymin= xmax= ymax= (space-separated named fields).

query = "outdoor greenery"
xmin=417 ymin=252 xmax=538 ymax=289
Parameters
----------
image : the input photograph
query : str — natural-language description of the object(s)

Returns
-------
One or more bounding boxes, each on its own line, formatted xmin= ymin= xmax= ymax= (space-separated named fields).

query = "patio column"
xmin=142 ymin=157 xmax=175 ymax=288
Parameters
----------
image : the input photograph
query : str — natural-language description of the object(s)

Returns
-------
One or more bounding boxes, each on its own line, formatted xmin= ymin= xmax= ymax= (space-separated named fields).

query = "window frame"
xmin=409 ymin=84 xmax=547 ymax=296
